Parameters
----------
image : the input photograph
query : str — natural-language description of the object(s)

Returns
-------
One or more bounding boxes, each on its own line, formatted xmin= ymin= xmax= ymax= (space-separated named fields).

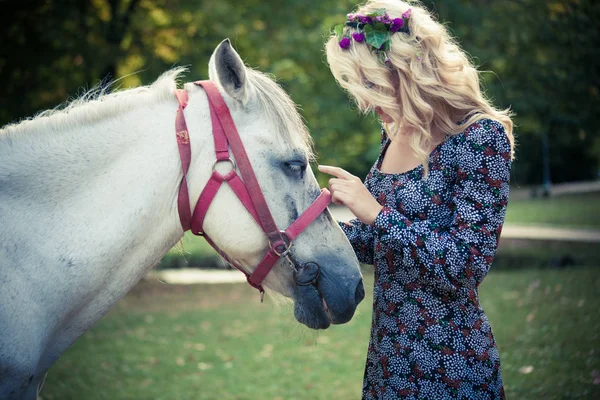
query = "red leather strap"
xmin=248 ymin=189 xmax=331 ymax=287
xmin=190 ymin=172 xmax=225 ymax=235
xmin=194 ymin=81 xmax=285 ymax=247
xmin=174 ymin=89 xmax=192 ymax=231
xmin=173 ymin=82 xmax=332 ymax=295
xmin=202 ymin=232 xmax=252 ymax=280
xmin=209 ymin=101 xmax=230 ymax=162
xmin=247 ymin=251 xmax=281 ymax=288
xmin=201 ymin=228 xmax=270 ymax=294
xmin=285 ymin=189 xmax=332 ymax=240
xmin=227 ymin=174 xmax=263 ymax=228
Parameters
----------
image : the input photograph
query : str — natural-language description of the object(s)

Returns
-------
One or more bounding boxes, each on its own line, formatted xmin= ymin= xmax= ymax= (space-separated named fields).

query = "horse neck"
xmin=0 ymin=89 xmax=214 ymax=281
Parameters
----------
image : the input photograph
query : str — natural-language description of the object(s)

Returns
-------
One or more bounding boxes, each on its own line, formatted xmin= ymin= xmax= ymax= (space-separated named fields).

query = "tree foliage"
xmin=1 ymin=0 xmax=598 ymax=185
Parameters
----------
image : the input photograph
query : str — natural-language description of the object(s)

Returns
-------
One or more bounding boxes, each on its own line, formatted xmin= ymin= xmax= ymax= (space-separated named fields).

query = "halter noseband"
xmin=173 ymin=80 xmax=331 ymax=299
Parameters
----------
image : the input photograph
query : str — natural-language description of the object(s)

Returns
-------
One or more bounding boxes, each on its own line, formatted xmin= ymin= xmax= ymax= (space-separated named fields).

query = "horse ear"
xmin=208 ymin=39 xmax=248 ymax=103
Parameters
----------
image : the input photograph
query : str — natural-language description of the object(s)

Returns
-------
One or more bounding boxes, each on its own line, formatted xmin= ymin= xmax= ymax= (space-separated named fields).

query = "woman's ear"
xmin=208 ymin=39 xmax=248 ymax=104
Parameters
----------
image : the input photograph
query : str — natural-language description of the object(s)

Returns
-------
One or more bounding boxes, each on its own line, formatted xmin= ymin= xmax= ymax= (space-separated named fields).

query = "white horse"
xmin=0 ymin=39 xmax=364 ymax=400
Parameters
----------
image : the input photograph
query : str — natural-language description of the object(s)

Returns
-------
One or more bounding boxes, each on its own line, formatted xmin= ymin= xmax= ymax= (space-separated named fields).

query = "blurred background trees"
xmin=1 ymin=0 xmax=598 ymax=186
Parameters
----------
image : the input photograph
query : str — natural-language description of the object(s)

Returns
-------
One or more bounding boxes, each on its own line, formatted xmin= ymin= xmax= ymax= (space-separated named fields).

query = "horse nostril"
xmin=355 ymin=279 xmax=365 ymax=306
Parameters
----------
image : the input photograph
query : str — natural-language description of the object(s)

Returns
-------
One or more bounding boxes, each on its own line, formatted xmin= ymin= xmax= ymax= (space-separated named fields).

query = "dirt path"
xmin=148 ymin=268 xmax=246 ymax=285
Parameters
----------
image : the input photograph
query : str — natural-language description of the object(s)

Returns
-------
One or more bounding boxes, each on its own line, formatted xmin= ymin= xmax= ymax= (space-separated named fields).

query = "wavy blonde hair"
xmin=325 ymin=0 xmax=515 ymax=175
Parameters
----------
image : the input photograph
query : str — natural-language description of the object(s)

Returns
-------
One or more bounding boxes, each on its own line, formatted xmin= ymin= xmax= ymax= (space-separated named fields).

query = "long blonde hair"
xmin=325 ymin=0 xmax=515 ymax=174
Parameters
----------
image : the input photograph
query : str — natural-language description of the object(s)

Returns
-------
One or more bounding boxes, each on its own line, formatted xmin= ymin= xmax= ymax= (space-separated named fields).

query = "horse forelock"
xmin=0 ymin=67 xmax=188 ymax=139
xmin=245 ymin=69 xmax=315 ymax=161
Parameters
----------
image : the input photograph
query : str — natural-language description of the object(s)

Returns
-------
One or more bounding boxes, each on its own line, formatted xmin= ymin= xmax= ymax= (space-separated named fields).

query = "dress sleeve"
xmin=338 ymin=219 xmax=375 ymax=265
xmin=373 ymin=120 xmax=512 ymax=293
xmin=335 ymin=125 xmax=390 ymax=265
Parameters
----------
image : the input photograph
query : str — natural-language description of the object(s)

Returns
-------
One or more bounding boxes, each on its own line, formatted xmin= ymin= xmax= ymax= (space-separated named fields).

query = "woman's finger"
xmin=331 ymin=190 xmax=349 ymax=206
xmin=329 ymin=179 xmax=351 ymax=191
xmin=332 ymin=197 xmax=344 ymax=206
xmin=318 ymin=165 xmax=354 ymax=180
xmin=329 ymin=183 xmax=349 ymax=195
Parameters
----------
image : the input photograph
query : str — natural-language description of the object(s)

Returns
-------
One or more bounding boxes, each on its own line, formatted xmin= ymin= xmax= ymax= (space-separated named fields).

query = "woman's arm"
xmin=338 ymin=219 xmax=375 ymax=265
xmin=374 ymin=120 xmax=512 ymax=293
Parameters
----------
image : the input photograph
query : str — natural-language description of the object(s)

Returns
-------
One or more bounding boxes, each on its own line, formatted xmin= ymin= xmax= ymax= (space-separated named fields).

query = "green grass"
xmin=42 ymin=266 xmax=600 ymax=400
xmin=505 ymin=191 xmax=600 ymax=229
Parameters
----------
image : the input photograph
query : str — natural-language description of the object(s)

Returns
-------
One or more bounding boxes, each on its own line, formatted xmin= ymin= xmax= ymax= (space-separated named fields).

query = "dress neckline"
xmin=374 ymin=134 xmax=450 ymax=177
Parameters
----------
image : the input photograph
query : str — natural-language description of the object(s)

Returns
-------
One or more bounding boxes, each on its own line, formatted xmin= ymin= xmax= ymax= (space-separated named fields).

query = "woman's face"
xmin=375 ymin=106 xmax=394 ymax=124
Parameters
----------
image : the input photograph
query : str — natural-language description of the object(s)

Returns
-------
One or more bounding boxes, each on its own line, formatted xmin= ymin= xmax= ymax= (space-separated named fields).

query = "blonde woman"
xmin=318 ymin=1 xmax=514 ymax=398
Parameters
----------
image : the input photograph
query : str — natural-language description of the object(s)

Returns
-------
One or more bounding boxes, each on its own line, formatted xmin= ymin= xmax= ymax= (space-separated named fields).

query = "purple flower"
xmin=352 ymin=32 xmax=365 ymax=42
xmin=402 ymin=8 xmax=412 ymax=19
xmin=360 ymin=16 xmax=372 ymax=24
xmin=347 ymin=13 xmax=354 ymax=19
xmin=339 ymin=37 xmax=351 ymax=49
xmin=375 ymin=16 xmax=384 ymax=23
xmin=390 ymin=18 xmax=404 ymax=32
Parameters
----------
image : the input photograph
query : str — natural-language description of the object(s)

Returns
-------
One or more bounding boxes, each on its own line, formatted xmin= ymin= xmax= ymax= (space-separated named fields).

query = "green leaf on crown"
xmin=334 ymin=24 xmax=343 ymax=40
xmin=364 ymin=25 xmax=389 ymax=49
xmin=374 ymin=22 xmax=387 ymax=32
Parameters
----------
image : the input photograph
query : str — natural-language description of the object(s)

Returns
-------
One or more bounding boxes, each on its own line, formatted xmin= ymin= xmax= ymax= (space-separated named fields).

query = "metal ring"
xmin=269 ymin=230 xmax=293 ymax=257
xmin=212 ymin=157 xmax=236 ymax=173
xmin=294 ymin=268 xmax=320 ymax=286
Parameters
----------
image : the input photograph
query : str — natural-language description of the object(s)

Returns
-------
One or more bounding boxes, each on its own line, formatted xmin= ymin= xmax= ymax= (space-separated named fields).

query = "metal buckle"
xmin=269 ymin=230 xmax=292 ymax=257
xmin=212 ymin=157 xmax=236 ymax=173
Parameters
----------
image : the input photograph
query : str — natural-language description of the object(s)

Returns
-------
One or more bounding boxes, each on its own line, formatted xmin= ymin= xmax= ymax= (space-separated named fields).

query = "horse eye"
xmin=364 ymin=80 xmax=375 ymax=89
xmin=285 ymin=160 xmax=307 ymax=173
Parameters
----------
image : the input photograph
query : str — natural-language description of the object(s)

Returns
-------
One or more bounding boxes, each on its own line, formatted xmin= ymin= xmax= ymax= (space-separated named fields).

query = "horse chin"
xmin=292 ymin=284 xmax=332 ymax=330
xmin=289 ymin=260 xmax=362 ymax=329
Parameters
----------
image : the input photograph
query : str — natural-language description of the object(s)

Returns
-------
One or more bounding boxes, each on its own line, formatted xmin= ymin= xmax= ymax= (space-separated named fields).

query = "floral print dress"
xmin=340 ymin=119 xmax=511 ymax=400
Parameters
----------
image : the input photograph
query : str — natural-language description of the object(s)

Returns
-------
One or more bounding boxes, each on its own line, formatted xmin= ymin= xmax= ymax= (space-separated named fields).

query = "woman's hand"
xmin=318 ymin=165 xmax=383 ymax=225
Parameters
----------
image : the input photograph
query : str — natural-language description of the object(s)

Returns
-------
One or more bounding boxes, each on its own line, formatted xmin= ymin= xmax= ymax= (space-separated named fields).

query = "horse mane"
xmin=245 ymin=69 xmax=314 ymax=159
xmin=0 ymin=67 xmax=187 ymax=139
xmin=1 ymin=66 xmax=314 ymax=160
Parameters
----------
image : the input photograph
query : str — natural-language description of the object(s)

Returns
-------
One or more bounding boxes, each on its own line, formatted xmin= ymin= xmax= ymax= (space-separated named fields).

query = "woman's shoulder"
xmin=457 ymin=118 xmax=510 ymax=148
xmin=443 ymin=118 xmax=512 ymax=175
xmin=448 ymin=118 xmax=511 ymax=158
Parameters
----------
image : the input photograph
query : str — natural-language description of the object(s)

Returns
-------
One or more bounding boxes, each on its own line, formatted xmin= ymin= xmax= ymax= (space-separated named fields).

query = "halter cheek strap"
xmin=173 ymin=80 xmax=332 ymax=297
xmin=174 ymin=89 xmax=192 ymax=231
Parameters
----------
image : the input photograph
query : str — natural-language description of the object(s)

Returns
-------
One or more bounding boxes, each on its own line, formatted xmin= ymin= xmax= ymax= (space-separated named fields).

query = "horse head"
xmin=183 ymin=40 xmax=365 ymax=329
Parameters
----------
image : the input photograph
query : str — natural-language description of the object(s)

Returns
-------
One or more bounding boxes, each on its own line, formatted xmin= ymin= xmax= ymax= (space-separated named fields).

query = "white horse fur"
xmin=0 ymin=40 xmax=363 ymax=399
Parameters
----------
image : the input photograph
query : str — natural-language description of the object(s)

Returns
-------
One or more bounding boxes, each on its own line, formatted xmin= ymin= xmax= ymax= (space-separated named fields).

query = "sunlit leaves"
xmin=91 ymin=0 xmax=111 ymax=22
xmin=1 ymin=0 xmax=598 ymax=184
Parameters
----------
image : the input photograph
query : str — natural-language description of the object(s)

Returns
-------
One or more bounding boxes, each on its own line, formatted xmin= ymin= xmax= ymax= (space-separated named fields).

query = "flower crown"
xmin=334 ymin=8 xmax=415 ymax=63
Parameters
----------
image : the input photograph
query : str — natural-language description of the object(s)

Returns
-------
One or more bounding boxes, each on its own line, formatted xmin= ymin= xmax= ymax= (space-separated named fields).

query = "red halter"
xmin=173 ymin=80 xmax=332 ymax=298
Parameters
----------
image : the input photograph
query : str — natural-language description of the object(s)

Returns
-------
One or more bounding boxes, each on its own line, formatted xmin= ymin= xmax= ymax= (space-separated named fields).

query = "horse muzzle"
xmin=292 ymin=260 xmax=364 ymax=329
